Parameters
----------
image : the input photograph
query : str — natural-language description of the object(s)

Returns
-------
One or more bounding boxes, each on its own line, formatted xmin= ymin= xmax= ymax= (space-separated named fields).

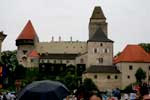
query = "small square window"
xmin=149 ymin=66 xmax=150 ymax=70
xmin=94 ymin=75 xmax=97 ymax=79
xmin=129 ymin=65 xmax=133 ymax=70
xmin=97 ymin=58 xmax=103 ymax=64
xmin=115 ymin=75 xmax=118 ymax=79
xmin=107 ymin=75 xmax=111 ymax=79
xmin=100 ymin=43 xmax=103 ymax=46
xmin=93 ymin=48 xmax=97 ymax=53
xmin=23 ymin=50 xmax=27 ymax=54
xmin=127 ymin=75 xmax=130 ymax=79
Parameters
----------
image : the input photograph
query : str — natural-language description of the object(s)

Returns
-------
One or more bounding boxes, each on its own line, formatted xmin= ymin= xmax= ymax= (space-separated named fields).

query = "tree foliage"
xmin=83 ymin=78 xmax=98 ymax=92
xmin=139 ymin=43 xmax=150 ymax=53
xmin=135 ymin=68 xmax=146 ymax=83
xmin=1 ymin=50 xmax=18 ymax=68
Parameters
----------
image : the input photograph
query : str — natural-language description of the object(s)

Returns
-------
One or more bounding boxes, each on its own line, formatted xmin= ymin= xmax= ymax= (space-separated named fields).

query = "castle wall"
xmin=37 ymin=41 xmax=87 ymax=54
xmin=83 ymin=73 xmax=121 ymax=91
xmin=116 ymin=62 xmax=150 ymax=89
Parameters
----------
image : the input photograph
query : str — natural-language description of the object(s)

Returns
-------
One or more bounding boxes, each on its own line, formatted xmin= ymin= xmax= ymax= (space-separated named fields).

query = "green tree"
xmin=1 ymin=50 xmax=18 ymax=68
xmin=61 ymin=72 xmax=78 ymax=91
xmin=14 ymin=64 xmax=26 ymax=80
xmin=83 ymin=78 xmax=99 ymax=92
xmin=135 ymin=68 xmax=146 ymax=84
xmin=139 ymin=43 xmax=150 ymax=53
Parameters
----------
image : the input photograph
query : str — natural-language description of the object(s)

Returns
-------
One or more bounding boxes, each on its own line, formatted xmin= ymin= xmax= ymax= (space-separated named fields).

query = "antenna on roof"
xmin=59 ymin=36 xmax=61 ymax=42
xmin=52 ymin=36 xmax=54 ymax=42
xmin=70 ymin=36 xmax=72 ymax=42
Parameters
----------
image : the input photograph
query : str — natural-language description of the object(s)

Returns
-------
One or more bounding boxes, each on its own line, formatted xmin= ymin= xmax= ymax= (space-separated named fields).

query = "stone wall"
xmin=83 ymin=73 xmax=121 ymax=91
xmin=116 ymin=62 xmax=150 ymax=89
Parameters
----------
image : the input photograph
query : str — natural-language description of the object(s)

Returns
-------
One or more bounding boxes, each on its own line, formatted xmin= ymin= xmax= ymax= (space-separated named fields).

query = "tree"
xmin=60 ymin=71 xmax=78 ymax=91
xmin=135 ymin=68 xmax=146 ymax=84
xmin=139 ymin=43 xmax=150 ymax=53
xmin=83 ymin=78 xmax=99 ymax=92
xmin=1 ymin=50 xmax=18 ymax=68
xmin=14 ymin=64 xmax=26 ymax=80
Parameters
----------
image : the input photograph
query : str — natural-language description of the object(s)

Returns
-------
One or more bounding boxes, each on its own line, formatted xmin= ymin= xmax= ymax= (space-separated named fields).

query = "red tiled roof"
xmin=28 ymin=50 xmax=39 ymax=58
xmin=114 ymin=45 xmax=150 ymax=64
xmin=16 ymin=20 xmax=37 ymax=40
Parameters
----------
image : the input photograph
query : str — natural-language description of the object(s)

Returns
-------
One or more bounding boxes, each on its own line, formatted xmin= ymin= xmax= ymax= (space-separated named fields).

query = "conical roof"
xmin=114 ymin=45 xmax=150 ymax=63
xmin=88 ymin=27 xmax=113 ymax=42
xmin=91 ymin=6 xmax=106 ymax=19
xmin=16 ymin=20 xmax=37 ymax=40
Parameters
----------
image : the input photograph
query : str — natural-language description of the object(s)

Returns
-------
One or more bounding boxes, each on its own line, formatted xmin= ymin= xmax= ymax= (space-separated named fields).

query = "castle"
xmin=16 ymin=6 xmax=150 ymax=90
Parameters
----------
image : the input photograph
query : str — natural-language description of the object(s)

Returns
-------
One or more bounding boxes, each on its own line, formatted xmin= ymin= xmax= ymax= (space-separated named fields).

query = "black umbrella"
xmin=17 ymin=80 xmax=70 ymax=100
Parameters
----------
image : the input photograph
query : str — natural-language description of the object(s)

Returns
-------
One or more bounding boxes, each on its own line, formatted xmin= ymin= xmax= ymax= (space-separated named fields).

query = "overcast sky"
xmin=0 ymin=0 xmax=150 ymax=54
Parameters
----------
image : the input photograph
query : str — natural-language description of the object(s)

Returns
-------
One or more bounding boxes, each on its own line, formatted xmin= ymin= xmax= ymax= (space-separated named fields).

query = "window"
xmin=115 ymin=75 xmax=118 ymax=79
xmin=149 ymin=66 xmax=150 ymax=70
xmin=100 ymin=43 xmax=103 ymax=46
xmin=107 ymin=75 xmax=111 ymax=79
xmin=23 ymin=50 xmax=27 ymax=54
xmin=30 ymin=59 xmax=34 ymax=62
xmin=97 ymin=58 xmax=103 ymax=64
xmin=127 ymin=75 xmax=130 ymax=79
xmin=104 ymin=48 xmax=109 ymax=53
xmin=80 ymin=58 xmax=84 ymax=63
xmin=94 ymin=75 xmax=97 ymax=79
xmin=129 ymin=65 xmax=133 ymax=70
xmin=93 ymin=48 xmax=97 ymax=53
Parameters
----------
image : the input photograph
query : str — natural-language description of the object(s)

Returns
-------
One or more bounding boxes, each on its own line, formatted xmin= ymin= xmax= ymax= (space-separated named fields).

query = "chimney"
xmin=52 ymin=36 xmax=54 ymax=42
xmin=70 ymin=36 xmax=72 ymax=42
xmin=59 ymin=36 xmax=61 ymax=42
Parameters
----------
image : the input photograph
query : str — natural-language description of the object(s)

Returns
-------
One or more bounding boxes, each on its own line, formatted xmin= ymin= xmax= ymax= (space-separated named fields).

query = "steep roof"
xmin=28 ymin=50 xmax=39 ymax=58
xmin=91 ymin=6 xmax=106 ymax=19
xmin=88 ymin=27 xmax=113 ymax=42
xmin=114 ymin=45 xmax=150 ymax=63
xmin=16 ymin=20 xmax=37 ymax=40
xmin=85 ymin=65 xmax=120 ymax=73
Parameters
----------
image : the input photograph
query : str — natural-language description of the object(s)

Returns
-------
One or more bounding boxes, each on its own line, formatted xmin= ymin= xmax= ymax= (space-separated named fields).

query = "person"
xmin=3 ymin=95 xmax=7 ymax=100
xmin=129 ymin=90 xmax=136 ymax=100
xmin=88 ymin=92 xmax=102 ymax=100
xmin=112 ymin=88 xmax=121 ymax=100
xmin=124 ymin=93 xmax=129 ymax=100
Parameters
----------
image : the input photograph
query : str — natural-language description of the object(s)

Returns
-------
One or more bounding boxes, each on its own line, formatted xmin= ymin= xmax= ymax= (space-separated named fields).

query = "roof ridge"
xmin=114 ymin=44 xmax=150 ymax=63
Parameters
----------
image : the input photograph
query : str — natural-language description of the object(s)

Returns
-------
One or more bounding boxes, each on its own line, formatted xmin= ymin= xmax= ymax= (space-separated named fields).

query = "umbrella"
xmin=17 ymin=80 xmax=70 ymax=100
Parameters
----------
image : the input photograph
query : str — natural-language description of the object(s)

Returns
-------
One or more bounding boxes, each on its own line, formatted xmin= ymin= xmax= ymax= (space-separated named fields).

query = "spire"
xmin=88 ymin=27 xmax=113 ymax=42
xmin=16 ymin=20 xmax=37 ymax=40
xmin=91 ymin=6 xmax=106 ymax=19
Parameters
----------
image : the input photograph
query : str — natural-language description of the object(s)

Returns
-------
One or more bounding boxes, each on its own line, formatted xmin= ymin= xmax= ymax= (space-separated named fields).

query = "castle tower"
xmin=16 ymin=20 xmax=39 ymax=66
xmin=87 ymin=6 xmax=113 ymax=67
xmin=89 ymin=6 xmax=107 ymax=39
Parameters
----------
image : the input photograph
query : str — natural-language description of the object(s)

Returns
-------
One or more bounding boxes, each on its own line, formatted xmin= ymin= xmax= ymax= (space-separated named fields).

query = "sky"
xmin=0 ymin=0 xmax=150 ymax=55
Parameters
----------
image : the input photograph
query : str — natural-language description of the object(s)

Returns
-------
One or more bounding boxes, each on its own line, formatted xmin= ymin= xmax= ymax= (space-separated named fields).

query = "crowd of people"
xmin=0 ymin=92 xmax=16 ymax=100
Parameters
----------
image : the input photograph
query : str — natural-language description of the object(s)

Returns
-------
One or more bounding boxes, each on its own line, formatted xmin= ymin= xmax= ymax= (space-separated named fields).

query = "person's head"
xmin=88 ymin=92 xmax=102 ymax=100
